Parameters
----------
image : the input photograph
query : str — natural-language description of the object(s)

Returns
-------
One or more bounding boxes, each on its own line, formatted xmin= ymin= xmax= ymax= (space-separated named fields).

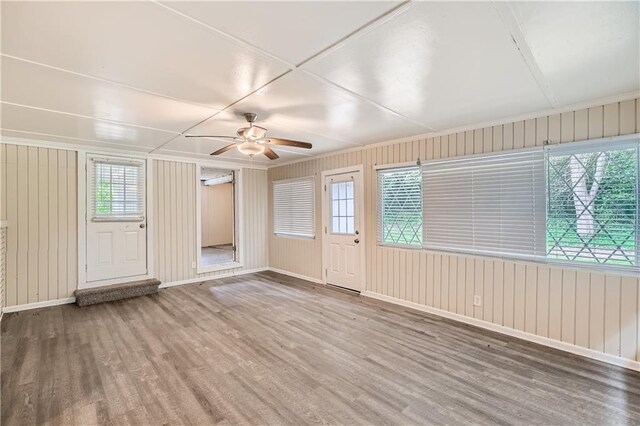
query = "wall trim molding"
xmin=3 ymin=297 xmax=76 ymax=313
xmin=0 ymin=137 xmax=269 ymax=170
xmin=271 ymin=93 xmax=640 ymax=169
xmin=361 ymin=290 xmax=640 ymax=373
xmin=268 ymin=267 xmax=324 ymax=284
xmin=159 ymin=267 xmax=269 ymax=289
xmin=2 ymin=268 xmax=269 ymax=312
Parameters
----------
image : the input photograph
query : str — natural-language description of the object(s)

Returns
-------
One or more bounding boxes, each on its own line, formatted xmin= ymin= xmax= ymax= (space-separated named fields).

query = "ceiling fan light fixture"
xmin=245 ymin=125 xmax=267 ymax=140
xmin=237 ymin=141 xmax=265 ymax=157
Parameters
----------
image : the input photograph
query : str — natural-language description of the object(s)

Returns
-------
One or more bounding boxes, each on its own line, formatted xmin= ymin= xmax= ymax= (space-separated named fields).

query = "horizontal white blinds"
xmin=377 ymin=167 xmax=422 ymax=246
xmin=273 ymin=176 xmax=315 ymax=238
xmin=90 ymin=158 xmax=145 ymax=221
xmin=422 ymin=150 xmax=546 ymax=258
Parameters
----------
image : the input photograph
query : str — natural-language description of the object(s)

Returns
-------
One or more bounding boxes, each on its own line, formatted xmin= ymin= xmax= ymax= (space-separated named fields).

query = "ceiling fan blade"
xmin=263 ymin=145 xmax=279 ymax=160
xmin=210 ymin=144 xmax=237 ymax=156
xmin=186 ymin=135 xmax=237 ymax=139
xmin=266 ymin=138 xmax=312 ymax=149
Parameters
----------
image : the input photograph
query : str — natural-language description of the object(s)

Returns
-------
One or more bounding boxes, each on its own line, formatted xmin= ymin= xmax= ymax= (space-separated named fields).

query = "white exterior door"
xmin=86 ymin=156 xmax=147 ymax=282
xmin=324 ymin=170 xmax=363 ymax=291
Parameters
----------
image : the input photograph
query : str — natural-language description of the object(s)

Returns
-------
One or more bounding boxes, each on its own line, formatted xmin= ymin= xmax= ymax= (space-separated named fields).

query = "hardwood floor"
xmin=2 ymin=271 xmax=640 ymax=425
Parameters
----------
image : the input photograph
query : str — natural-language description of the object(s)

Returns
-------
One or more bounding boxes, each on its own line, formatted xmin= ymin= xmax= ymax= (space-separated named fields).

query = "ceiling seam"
xmin=1 ymin=101 xmax=180 ymax=135
xmin=152 ymin=0 xmax=432 ymax=150
xmin=295 ymin=1 xmax=414 ymax=68
xmin=148 ymin=70 xmax=295 ymax=154
xmin=302 ymin=71 xmax=436 ymax=131
xmin=150 ymin=0 xmax=297 ymax=69
xmin=493 ymin=1 xmax=560 ymax=108
xmin=1 ymin=54 xmax=221 ymax=111
xmin=268 ymin=90 xmax=640 ymax=169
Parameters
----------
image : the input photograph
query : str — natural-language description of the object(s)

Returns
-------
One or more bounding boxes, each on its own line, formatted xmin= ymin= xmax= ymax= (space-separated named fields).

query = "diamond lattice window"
xmin=377 ymin=167 xmax=422 ymax=246
xmin=547 ymin=144 xmax=638 ymax=267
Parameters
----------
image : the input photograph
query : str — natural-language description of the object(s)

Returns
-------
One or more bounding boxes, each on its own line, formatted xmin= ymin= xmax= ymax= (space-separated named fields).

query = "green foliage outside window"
xmin=547 ymin=148 xmax=638 ymax=266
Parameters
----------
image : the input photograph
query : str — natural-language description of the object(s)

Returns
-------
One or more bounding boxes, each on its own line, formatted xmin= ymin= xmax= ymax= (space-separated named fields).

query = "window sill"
xmin=197 ymin=261 xmax=243 ymax=275
xmin=377 ymin=242 xmax=422 ymax=250
xmin=275 ymin=233 xmax=315 ymax=240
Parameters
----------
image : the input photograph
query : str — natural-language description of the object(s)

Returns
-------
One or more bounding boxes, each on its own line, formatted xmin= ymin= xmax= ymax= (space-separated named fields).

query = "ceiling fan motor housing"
xmin=244 ymin=112 xmax=258 ymax=124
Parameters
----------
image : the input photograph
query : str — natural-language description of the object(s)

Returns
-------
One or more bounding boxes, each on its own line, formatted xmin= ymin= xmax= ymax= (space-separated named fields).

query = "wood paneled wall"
xmin=0 ymin=145 xmax=78 ymax=305
xmin=1 ymin=225 xmax=6 ymax=311
xmin=153 ymin=161 xmax=268 ymax=283
xmin=0 ymin=147 xmax=268 ymax=307
xmin=268 ymin=98 xmax=640 ymax=364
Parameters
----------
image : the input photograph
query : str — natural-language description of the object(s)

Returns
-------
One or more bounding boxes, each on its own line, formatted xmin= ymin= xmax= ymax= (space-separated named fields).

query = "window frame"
xmin=89 ymin=157 xmax=146 ymax=222
xmin=544 ymin=138 xmax=640 ymax=274
xmin=376 ymin=163 xmax=423 ymax=249
xmin=411 ymin=133 xmax=639 ymax=275
xmin=272 ymin=176 xmax=316 ymax=239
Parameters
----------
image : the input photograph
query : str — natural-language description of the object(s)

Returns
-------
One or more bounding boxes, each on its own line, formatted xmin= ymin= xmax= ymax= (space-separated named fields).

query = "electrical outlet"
xmin=473 ymin=295 xmax=482 ymax=307
xmin=191 ymin=261 xmax=197 ymax=269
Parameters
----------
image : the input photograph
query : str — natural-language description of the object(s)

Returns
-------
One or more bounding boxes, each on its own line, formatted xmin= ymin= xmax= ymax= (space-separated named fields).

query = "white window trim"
xmin=195 ymin=165 xmax=244 ymax=274
xmin=410 ymin=132 xmax=640 ymax=276
xmin=272 ymin=175 xmax=316 ymax=239
xmin=376 ymin=164 xmax=423 ymax=249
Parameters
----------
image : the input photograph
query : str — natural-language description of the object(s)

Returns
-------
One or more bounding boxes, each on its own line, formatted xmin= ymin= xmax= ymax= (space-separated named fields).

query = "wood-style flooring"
xmin=2 ymin=271 xmax=640 ymax=425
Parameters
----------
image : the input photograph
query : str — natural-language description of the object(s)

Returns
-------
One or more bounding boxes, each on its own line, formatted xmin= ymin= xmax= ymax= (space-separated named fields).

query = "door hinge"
xmin=85 ymin=264 xmax=88 ymax=272
xmin=325 ymin=268 xmax=327 ymax=277
xmin=324 ymin=184 xmax=326 ymax=191
xmin=324 ymin=226 xmax=327 ymax=234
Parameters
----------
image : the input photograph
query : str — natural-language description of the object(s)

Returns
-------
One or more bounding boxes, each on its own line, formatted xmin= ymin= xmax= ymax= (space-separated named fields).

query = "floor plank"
xmin=2 ymin=271 xmax=640 ymax=425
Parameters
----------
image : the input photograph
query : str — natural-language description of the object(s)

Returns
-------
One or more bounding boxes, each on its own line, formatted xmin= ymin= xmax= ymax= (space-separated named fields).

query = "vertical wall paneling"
xmin=0 ymin=150 xmax=268 ymax=307
xmin=267 ymin=98 xmax=640 ymax=366
xmin=1 ymin=146 xmax=77 ymax=305
xmin=153 ymin=161 xmax=268 ymax=283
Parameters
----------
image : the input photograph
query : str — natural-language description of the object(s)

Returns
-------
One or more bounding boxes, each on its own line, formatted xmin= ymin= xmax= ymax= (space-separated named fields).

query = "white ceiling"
xmin=2 ymin=1 xmax=638 ymax=166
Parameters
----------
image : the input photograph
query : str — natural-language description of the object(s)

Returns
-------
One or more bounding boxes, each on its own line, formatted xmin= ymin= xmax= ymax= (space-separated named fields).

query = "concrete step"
xmin=75 ymin=278 xmax=161 ymax=307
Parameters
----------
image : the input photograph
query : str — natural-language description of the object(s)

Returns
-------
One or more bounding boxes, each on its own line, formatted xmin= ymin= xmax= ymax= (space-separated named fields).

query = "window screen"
xmin=377 ymin=167 xmax=422 ymax=246
xmin=546 ymin=141 xmax=638 ymax=268
xmin=90 ymin=158 xmax=145 ymax=221
xmin=422 ymin=150 xmax=546 ymax=258
xmin=273 ymin=176 xmax=315 ymax=238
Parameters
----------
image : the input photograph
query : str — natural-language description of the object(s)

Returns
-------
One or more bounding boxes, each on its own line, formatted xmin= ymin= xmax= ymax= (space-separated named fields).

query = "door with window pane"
xmin=324 ymin=170 xmax=362 ymax=291
xmin=86 ymin=156 xmax=147 ymax=282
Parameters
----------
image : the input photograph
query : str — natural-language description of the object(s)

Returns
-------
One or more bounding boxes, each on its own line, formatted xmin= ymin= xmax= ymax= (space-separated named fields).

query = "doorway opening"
xmin=198 ymin=167 xmax=237 ymax=269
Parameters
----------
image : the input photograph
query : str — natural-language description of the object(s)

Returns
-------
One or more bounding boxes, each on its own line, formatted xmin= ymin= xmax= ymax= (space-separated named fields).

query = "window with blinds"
xmin=422 ymin=150 xmax=546 ymax=259
xmin=90 ymin=158 xmax=145 ymax=221
xmin=273 ymin=176 xmax=315 ymax=238
xmin=546 ymin=140 xmax=638 ymax=269
xmin=377 ymin=167 xmax=422 ymax=246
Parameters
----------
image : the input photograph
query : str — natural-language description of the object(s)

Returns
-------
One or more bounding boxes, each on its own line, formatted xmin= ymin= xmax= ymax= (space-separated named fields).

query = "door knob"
xmin=354 ymin=238 xmax=360 ymax=244
xmin=140 ymin=223 xmax=146 ymax=228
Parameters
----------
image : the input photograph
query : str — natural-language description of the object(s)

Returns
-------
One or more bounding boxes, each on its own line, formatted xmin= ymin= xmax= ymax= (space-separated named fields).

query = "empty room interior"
xmin=1 ymin=1 xmax=640 ymax=425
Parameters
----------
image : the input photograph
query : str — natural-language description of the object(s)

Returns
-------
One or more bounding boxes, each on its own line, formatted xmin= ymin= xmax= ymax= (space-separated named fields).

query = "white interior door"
xmin=324 ymin=170 xmax=363 ymax=291
xmin=86 ymin=156 xmax=147 ymax=282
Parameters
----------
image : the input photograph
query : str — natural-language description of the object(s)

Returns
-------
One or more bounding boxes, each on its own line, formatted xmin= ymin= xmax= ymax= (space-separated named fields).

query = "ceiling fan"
xmin=186 ymin=113 xmax=312 ymax=160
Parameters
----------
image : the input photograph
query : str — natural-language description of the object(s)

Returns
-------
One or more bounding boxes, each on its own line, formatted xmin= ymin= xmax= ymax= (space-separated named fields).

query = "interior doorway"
xmin=198 ymin=167 xmax=237 ymax=269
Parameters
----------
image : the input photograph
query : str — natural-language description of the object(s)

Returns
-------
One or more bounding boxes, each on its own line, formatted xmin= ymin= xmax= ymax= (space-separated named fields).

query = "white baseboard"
xmin=3 ymin=297 xmax=76 ymax=313
xmin=159 ymin=267 xmax=269 ymax=289
xmin=267 ymin=267 xmax=324 ymax=284
xmin=361 ymin=290 xmax=640 ymax=373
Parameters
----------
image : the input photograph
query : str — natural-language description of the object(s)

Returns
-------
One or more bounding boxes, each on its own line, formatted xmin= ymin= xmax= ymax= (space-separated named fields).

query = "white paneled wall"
xmin=0 ymin=145 xmax=78 ymax=306
xmin=268 ymin=98 xmax=640 ymax=366
xmin=0 ymin=146 xmax=268 ymax=308
xmin=1 ymin=223 xmax=6 ymax=313
xmin=153 ymin=161 xmax=268 ymax=283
